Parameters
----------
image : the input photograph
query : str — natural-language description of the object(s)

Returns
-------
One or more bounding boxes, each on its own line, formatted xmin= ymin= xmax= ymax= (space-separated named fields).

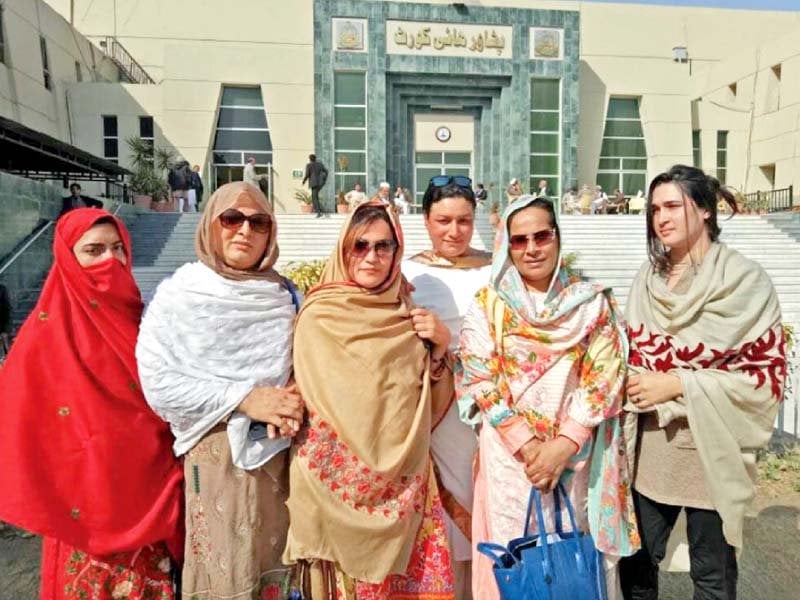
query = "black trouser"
xmin=620 ymin=491 xmax=738 ymax=600
xmin=311 ymin=186 xmax=322 ymax=213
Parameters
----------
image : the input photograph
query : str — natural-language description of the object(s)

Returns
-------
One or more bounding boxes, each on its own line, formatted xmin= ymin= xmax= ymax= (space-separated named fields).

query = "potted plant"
xmin=126 ymin=137 xmax=173 ymax=210
xmin=294 ymin=188 xmax=313 ymax=213
xmin=336 ymin=191 xmax=349 ymax=214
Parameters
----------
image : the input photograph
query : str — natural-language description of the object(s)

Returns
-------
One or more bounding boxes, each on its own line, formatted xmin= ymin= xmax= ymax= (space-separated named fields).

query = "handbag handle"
xmin=477 ymin=542 xmax=520 ymax=568
xmin=524 ymin=483 xmax=591 ymax=580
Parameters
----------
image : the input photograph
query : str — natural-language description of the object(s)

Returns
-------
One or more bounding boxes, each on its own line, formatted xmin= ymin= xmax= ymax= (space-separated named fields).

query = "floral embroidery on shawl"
xmin=628 ymin=323 xmax=787 ymax=400
xmin=354 ymin=468 xmax=455 ymax=600
xmin=295 ymin=411 xmax=427 ymax=520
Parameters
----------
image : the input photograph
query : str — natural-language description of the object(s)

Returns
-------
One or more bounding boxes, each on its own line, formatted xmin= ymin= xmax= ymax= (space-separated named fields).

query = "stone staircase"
xmin=128 ymin=211 xmax=799 ymax=437
xmin=130 ymin=213 xmax=800 ymax=330
xmin=766 ymin=211 xmax=800 ymax=243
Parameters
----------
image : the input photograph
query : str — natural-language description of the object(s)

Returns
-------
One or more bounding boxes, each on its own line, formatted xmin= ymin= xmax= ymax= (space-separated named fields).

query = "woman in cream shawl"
xmin=402 ymin=178 xmax=492 ymax=600
xmin=458 ymin=195 xmax=639 ymax=600
xmin=619 ymin=165 xmax=786 ymax=600
xmin=137 ymin=181 xmax=304 ymax=599
xmin=284 ymin=200 xmax=455 ymax=599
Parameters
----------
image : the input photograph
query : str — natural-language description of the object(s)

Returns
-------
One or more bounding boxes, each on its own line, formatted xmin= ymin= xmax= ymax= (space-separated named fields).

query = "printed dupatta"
xmin=458 ymin=195 xmax=640 ymax=557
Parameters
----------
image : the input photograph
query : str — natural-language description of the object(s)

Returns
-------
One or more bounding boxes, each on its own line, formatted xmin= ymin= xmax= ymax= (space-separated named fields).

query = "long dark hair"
xmin=646 ymin=164 xmax=737 ymax=275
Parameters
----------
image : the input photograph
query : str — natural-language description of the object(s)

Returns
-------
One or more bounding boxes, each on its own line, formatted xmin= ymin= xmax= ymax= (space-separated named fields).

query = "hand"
xmin=410 ymin=308 xmax=451 ymax=359
xmin=237 ymin=384 xmax=304 ymax=438
xmin=515 ymin=439 xmax=542 ymax=465
xmin=523 ymin=437 xmax=578 ymax=491
xmin=627 ymin=372 xmax=682 ymax=409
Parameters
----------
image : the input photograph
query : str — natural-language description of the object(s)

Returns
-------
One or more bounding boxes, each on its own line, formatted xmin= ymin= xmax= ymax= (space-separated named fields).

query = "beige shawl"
xmin=194 ymin=181 xmax=281 ymax=283
xmin=409 ymin=247 xmax=492 ymax=269
xmin=284 ymin=202 xmax=450 ymax=583
xmin=624 ymin=242 xmax=786 ymax=549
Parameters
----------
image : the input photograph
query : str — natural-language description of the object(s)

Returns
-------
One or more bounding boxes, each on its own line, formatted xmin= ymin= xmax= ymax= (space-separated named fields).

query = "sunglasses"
xmin=508 ymin=229 xmax=557 ymax=251
xmin=430 ymin=175 xmax=472 ymax=189
xmin=351 ymin=238 xmax=398 ymax=258
xmin=218 ymin=209 xmax=272 ymax=234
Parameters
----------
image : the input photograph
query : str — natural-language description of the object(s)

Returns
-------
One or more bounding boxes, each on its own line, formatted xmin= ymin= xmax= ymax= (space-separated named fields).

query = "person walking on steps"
xmin=302 ymin=154 xmax=329 ymax=218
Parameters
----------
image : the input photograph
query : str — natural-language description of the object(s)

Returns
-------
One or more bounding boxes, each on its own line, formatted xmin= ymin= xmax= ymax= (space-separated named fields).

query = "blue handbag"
xmin=477 ymin=483 xmax=607 ymax=600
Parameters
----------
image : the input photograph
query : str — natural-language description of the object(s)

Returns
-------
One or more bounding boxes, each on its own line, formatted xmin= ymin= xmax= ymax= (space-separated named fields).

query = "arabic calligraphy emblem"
xmin=334 ymin=19 xmax=365 ymax=51
xmin=532 ymin=28 xmax=562 ymax=59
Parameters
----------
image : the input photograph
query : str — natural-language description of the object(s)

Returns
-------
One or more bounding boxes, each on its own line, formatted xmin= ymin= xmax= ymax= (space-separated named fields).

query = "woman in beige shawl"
xmin=284 ymin=200 xmax=456 ymax=599
xmin=618 ymin=165 xmax=787 ymax=600
xmin=137 ymin=182 xmax=304 ymax=599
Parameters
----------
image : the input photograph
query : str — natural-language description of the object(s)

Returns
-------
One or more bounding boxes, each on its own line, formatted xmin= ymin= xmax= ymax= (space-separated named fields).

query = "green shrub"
xmin=281 ymin=259 xmax=326 ymax=294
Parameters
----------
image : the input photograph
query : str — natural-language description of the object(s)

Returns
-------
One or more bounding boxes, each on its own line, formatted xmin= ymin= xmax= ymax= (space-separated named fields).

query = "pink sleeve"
xmin=496 ymin=417 xmax=536 ymax=456
xmin=558 ymin=417 xmax=593 ymax=450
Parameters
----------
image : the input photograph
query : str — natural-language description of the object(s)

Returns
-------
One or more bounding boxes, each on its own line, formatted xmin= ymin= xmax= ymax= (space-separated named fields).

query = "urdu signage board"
xmin=385 ymin=20 xmax=513 ymax=59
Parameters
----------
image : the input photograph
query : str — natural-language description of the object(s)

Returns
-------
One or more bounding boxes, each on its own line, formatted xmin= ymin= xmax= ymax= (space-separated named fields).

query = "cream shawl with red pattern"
xmin=625 ymin=242 xmax=786 ymax=549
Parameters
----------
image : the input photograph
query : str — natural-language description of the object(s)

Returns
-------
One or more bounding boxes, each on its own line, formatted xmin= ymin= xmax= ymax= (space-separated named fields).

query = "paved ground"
xmin=2 ymin=494 xmax=798 ymax=599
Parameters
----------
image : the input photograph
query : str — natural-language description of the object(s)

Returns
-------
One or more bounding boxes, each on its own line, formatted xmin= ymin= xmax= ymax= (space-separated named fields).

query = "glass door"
xmin=413 ymin=151 xmax=472 ymax=211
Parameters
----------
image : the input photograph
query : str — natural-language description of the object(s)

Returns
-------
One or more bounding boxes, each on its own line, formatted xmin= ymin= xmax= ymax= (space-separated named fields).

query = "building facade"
xmin=4 ymin=0 xmax=800 ymax=212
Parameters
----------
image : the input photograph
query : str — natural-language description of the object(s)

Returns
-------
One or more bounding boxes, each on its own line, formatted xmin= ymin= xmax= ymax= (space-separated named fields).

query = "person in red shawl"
xmin=0 ymin=208 xmax=184 ymax=599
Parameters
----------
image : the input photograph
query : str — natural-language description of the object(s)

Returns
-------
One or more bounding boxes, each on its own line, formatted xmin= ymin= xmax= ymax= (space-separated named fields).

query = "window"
xmin=529 ymin=78 xmax=561 ymax=197
xmin=0 ymin=4 xmax=6 ymax=65
xmin=766 ymin=64 xmax=782 ymax=113
xmin=102 ymin=116 xmax=118 ymax=163
xmin=334 ymin=72 xmax=367 ymax=193
xmin=692 ymin=130 xmax=701 ymax=168
xmin=75 ymin=61 xmax=82 ymax=82
xmin=212 ymin=86 xmax=273 ymax=190
xmin=717 ymin=131 xmax=728 ymax=185
xmin=596 ymin=98 xmax=647 ymax=195
xmin=414 ymin=152 xmax=471 ymax=204
xmin=139 ymin=116 xmax=154 ymax=162
xmin=759 ymin=164 xmax=775 ymax=190
xmin=40 ymin=36 xmax=51 ymax=90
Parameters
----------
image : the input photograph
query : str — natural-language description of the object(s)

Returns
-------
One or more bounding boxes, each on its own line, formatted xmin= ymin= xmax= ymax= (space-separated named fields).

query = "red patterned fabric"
xmin=296 ymin=411 xmax=427 ymax=520
xmin=353 ymin=468 xmax=454 ymax=600
xmin=628 ymin=323 xmax=787 ymax=401
xmin=0 ymin=208 xmax=184 ymax=561
xmin=40 ymin=537 xmax=174 ymax=600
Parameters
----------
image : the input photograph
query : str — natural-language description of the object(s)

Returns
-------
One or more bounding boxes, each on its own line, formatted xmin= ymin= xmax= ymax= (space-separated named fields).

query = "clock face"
xmin=435 ymin=126 xmax=451 ymax=142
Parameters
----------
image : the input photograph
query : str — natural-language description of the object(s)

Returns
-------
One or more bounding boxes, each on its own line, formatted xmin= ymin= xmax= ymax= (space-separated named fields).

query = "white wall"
xmin=41 ymin=0 xmax=800 ymax=209
xmin=0 ymin=0 xmax=120 ymax=143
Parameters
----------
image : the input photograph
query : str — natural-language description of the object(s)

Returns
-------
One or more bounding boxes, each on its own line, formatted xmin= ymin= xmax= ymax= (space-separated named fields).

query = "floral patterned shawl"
xmin=284 ymin=202 xmax=451 ymax=583
xmin=625 ymin=242 xmax=786 ymax=549
xmin=458 ymin=195 xmax=640 ymax=557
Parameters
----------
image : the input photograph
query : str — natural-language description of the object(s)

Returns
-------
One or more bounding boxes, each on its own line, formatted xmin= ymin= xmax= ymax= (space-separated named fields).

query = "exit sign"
xmin=292 ymin=169 xmax=304 ymax=178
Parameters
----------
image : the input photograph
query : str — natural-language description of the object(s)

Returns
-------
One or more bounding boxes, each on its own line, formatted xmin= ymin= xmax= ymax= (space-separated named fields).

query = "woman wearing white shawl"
xmin=402 ymin=178 xmax=492 ymax=599
xmin=619 ymin=166 xmax=787 ymax=600
xmin=137 ymin=181 xmax=304 ymax=599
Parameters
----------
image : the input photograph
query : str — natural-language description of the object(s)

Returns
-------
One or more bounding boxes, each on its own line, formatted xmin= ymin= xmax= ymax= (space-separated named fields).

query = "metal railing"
xmin=0 ymin=220 xmax=54 ymax=277
xmin=100 ymin=36 xmax=155 ymax=85
xmin=744 ymin=185 xmax=794 ymax=213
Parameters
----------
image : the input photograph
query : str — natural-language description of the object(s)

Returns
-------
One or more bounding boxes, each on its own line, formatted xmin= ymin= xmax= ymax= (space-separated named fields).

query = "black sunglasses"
xmin=218 ymin=209 xmax=272 ymax=234
xmin=430 ymin=175 xmax=472 ymax=189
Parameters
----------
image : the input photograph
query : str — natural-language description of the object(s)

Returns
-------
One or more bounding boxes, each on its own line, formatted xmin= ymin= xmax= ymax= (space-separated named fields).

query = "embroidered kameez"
xmin=456 ymin=195 xmax=639 ymax=600
xmin=137 ymin=183 xmax=297 ymax=599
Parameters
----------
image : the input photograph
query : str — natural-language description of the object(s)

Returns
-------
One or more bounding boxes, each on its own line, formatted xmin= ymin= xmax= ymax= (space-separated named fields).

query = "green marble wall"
xmin=315 ymin=0 xmax=580 ymax=210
